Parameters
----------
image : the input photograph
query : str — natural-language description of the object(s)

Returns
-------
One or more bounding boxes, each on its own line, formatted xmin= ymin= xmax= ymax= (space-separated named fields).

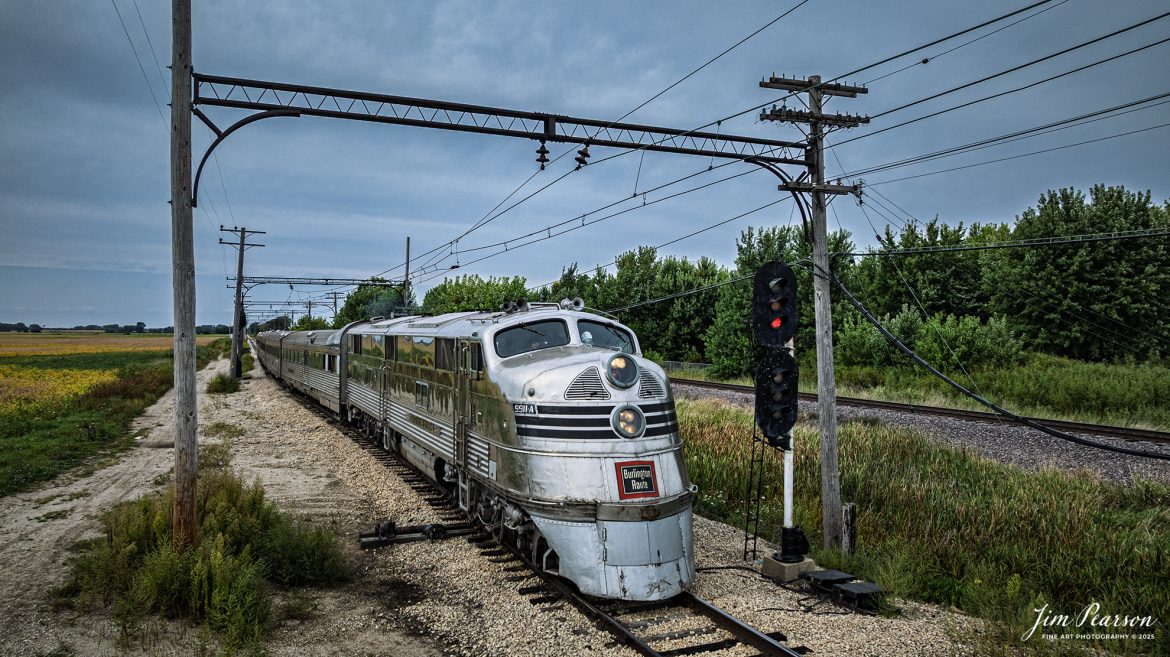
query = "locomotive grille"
xmin=565 ymin=366 xmax=611 ymax=400
xmin=637 ymin=370 xmax=666 ymax=399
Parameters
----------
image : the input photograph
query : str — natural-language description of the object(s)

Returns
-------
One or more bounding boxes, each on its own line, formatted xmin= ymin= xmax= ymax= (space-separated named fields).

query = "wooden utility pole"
xmin=219 ymin=226 xmax=265 ymax=377
xmin=759 ymin=74 xmax=868 ymax=549
xmin=170 ymin=0 xmax=196 ymax=550
xmin=403 ymin=236 xmax=411 ymax=310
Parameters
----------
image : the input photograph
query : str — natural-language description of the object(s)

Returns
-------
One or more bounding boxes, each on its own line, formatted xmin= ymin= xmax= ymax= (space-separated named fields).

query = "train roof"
xmin=347 ymin=303 xmax=626 ymax=340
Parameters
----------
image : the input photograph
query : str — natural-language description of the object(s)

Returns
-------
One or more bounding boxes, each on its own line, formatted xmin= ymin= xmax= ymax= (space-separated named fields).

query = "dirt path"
xmin=0 ymin=360 xmax=443 ymax=657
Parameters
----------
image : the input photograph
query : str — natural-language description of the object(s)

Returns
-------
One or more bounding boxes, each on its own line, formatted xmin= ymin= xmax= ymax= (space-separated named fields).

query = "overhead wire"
xmin=864 ymin=188 xmax=1170 ymax=349
xmin=837 ymin=91 xmax=1170 ymax=179
xmin=402 ymin=1 xmax=814 ymax=278
xmin=831 ymin=30 xmax=1170 ymax=152
xmin=859 ymin=191 xmax=1165 ymax=353
xmin=814 ymin=261 xmax=1170 ymax=461
xmin=866 ymin=120 xmax=1170 ymax=185
xmin=371 ymin=0 xmax=1064 ymax=285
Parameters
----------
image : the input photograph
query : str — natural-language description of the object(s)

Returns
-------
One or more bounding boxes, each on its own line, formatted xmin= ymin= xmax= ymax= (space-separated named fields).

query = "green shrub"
xmin=57 ymin=469 xmax=348 ymax=654
xmin=836 ymin=305 xmax=1023 ymax=372
xmin=678 ymin=398 xmax=1169 ymax=654
xmin=240 ymin=354 xmax=254 ymax=375
xmin=207 ymin=374 xmax=240 ymax=394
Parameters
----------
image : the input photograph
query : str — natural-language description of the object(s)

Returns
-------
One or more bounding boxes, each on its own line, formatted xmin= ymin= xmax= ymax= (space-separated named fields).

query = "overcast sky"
xmin=1 ymin=0 xmax=1168 ymax=327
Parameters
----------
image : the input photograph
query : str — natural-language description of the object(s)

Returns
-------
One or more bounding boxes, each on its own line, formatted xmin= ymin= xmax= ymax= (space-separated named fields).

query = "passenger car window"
xmin=494 ymin=320 xmax=570 ymax=358
xmin=577 ymin=320 xmax=635 ymax=353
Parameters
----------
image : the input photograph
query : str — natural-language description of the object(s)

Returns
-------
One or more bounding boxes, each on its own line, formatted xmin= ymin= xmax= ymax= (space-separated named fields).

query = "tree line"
xmin=275 ymin=185 xmax=1169 ymax=377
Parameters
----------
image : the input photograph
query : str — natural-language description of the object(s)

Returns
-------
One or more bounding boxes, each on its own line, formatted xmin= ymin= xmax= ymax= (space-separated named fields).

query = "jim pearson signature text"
xmin=1024 ymin=602 xmax=1158 ymax=641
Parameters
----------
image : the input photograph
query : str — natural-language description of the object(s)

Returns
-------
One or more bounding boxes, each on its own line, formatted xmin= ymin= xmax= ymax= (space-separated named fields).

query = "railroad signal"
xmin=755 ymin=348 xmax=799 ymax=446
xmin=752 ymin=261 xmax=797 ymax=348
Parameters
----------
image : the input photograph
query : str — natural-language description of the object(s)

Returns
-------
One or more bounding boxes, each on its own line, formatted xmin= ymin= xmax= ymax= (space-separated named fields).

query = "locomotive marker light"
xmin=751 ymin=260 xmax=811 ymax=570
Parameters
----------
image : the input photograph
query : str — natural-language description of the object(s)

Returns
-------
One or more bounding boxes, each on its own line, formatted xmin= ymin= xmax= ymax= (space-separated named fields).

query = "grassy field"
xmin=679 ymin=398 xmax=1169 ymax=655
xmin=665 ymin=353 xmax=1170 ymax=430
xmin=0 ymin=332 xmax=227 ymax=496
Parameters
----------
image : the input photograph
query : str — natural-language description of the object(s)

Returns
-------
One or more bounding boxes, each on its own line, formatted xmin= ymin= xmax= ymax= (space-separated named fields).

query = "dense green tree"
xmin=851 ymin=218 xmax=1007 ymax=321
xmin=292 ymin=315 xmax=330 ymax=331
xmin=703 ymin=225 xmax=854 ymax=378
xmin=332 ymin=278 xmax=412 ymax=328
xmin=986 ymin=185 xmax=1170 ymax=360
xmin=421 ymin=275 xmax=529 ymax=313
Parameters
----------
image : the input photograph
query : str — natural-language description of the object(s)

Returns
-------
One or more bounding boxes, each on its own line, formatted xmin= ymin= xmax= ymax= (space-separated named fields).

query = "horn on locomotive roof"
xmin=500 ymin=301 xmax=517 ymax=313
xmin=516 ymin=298 xmax=529 ymax=313
xmin=559 ymin=297 xmax=585 ymax=311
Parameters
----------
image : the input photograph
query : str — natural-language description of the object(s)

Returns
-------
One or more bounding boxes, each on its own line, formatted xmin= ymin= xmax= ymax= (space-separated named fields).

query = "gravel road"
xmin=673 ymin=383 xmax=1170 ymax=485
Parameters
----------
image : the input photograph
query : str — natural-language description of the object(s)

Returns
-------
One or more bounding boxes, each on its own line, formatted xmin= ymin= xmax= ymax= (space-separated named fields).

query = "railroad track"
xmin=279 ymin=374 xmax=808 ymax=657
xmin=670 ymin=377 xmax=1170 ymax=446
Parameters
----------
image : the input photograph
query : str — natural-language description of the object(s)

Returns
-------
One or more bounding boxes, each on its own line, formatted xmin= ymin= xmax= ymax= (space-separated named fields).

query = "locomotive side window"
xmin=494 ymin=320 xmax=570 ymax=358
xmin=577 ymin=320 xmax=635 ymax=353
xmin=435 ymin=338 xmax=455 ymax=371
xmin=351 ymin=334 xmax=362 ymax=355
xmin=413 ymin=336 xmax=435 ymax=368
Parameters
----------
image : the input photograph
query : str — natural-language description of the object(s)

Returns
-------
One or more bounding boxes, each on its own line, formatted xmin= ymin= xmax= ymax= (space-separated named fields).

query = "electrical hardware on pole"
xmin=219 ymin=225 xmax=265 ymax=377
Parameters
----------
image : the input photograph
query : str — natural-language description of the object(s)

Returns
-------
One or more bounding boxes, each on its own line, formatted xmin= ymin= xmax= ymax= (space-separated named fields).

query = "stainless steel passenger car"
xmin=255 ymin=300 xmax=695 ymax=600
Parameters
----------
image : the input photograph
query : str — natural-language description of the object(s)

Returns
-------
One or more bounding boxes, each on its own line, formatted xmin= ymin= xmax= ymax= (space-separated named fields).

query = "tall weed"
xmin=678 ymin=398 xmax=1168 ymax=654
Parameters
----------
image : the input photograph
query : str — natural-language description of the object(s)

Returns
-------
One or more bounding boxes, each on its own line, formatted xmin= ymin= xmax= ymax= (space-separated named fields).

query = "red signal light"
xmin=771 ymin=317 xmax=783 ymax=330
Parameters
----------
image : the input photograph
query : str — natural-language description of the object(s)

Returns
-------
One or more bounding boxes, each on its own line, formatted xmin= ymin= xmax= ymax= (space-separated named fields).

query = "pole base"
xmin=777 ymin=526 xmax=810 ymax=563
xmin=762 ymin=554 xmax=817 ymax=583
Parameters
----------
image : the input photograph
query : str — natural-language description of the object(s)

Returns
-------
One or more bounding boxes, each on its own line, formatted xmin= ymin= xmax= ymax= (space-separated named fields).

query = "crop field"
xmin=0 ymin=332 xmax=226 ymax=496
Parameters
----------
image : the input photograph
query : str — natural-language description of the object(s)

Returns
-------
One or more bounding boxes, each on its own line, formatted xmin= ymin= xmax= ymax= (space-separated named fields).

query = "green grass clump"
xmin=241 ymin=354 xmax=254 ymax=375
xmin=206 ymin=374 xmax=241 ymax=394
xmin=0 ymin=341 xmax=231 ymax=497
xmin=678 ymin=398 xmax=1169 ymax=655
xmin=56 ymin=465 xmax=348 ymax=654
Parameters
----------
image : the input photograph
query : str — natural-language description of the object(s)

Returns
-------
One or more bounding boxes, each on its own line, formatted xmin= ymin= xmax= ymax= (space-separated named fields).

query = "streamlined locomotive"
xmin=255 ymin=299 xmax=694 ymax=600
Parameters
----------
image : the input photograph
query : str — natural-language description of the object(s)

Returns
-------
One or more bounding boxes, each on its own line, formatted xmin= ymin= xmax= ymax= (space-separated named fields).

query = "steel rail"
xmin=670 ymin=377 xmax=1170 ymax=445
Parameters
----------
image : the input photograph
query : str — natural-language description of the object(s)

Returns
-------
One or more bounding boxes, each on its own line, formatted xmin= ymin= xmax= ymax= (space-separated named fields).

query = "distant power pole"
xmin=403 ymin=236 xmax=411 ymax=309
xmin=328 ymin=291 xmax=345 ymax=317
xmin=170 ymin=0 xmax=196 ymax=551
xmin=219 ymin=226 xmax=265 ymax=377
xmin=759 ymin=74 xmax=868 ymax=549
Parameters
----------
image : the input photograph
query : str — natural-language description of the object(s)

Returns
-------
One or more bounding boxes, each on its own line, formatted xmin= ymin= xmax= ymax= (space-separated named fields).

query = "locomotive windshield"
xmin=578 ymin=320 xmax=634 ymax=353
xmin=494 ymin=320 xmax=571 ymax=358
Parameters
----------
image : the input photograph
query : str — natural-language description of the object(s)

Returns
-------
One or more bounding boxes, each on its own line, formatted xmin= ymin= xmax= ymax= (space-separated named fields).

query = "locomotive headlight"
xmin=612 ymin=404 xmax=646 ymax=438
xmin=606 ymin=353 xmax=639 ymax=388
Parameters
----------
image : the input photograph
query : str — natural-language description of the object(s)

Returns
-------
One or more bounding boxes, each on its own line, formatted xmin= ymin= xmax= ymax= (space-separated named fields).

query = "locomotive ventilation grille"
xmin=565 ymin=366 xmax=611 ymax=400
xmin=515 ymin=401 xmax=678 ymax=440
xmin=637 ymin=369 xmax=666 ymax=399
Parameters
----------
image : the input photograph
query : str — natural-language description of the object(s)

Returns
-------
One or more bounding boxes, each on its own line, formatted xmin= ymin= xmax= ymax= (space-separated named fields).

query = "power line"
xmin=372 ymin=0 xmax=1063 ymax=284
xmin=867 ymin=120 xmax=1170 ymax=185
xmin=109 ymin=0 xmax=166 ymax=129
xmin=860 ymin=0 xmax=1072 ymax=85
xmin=841 ymin=228 xmax=1170 ymax=256
xmin=839 ymin=91 xmax=1170 ymax=179
xmin=832 ymin=32 xmax=1170 ymax=151
xmin=861 ymin=190 xmax=1169 ymax=351
xmin=816 ymin=261 xmax=1170 ymax=461
xmin=531 ymin=194 xmax=795 ymax=291
xmin=420 ymin=195 xmax=790 ymax=286
xmin=871 ymin=10 xmax=1170 ymax=121
xmin=423 ymin=1 xmax=813 ymax=272
xmin=131 ymin=0 xmax=169 ymax=99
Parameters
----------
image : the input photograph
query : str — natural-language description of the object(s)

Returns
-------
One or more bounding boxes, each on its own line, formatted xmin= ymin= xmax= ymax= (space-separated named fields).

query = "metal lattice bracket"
xmin=190 ymin=73 xmax=808 ymax=205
